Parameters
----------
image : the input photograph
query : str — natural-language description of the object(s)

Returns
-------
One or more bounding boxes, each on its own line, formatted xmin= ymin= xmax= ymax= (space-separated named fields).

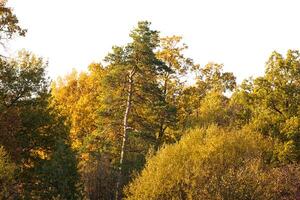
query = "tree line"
xmin=1 ymin=1 xmax=300 ymax=199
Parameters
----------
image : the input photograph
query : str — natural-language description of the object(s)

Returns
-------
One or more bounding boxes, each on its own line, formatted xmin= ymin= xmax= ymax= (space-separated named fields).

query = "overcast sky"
xmin=6 ymin=0 xmax=300 ymax=83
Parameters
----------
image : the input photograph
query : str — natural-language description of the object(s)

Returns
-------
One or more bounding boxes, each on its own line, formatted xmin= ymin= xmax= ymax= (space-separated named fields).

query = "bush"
xmin=125 ymin=126 xmax=300 ymax=200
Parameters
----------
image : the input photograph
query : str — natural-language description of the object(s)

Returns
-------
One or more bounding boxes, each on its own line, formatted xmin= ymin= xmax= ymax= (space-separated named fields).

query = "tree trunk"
xmin=115 ymin=69 xmax=135 ymax=200
xmin=155 ymin=75 xmax=168 ymax=151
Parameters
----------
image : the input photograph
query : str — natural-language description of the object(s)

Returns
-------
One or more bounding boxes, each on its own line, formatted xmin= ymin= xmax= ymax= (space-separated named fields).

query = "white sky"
xmin=6 ymin=0 xmax=300 ymax=83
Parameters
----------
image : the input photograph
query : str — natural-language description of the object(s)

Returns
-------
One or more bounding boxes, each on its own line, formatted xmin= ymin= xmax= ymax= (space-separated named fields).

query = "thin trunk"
xmin=115 ymin=69 xmax=135 ymax=200
xmin=156 ymin=75 xmax=168 ymax=151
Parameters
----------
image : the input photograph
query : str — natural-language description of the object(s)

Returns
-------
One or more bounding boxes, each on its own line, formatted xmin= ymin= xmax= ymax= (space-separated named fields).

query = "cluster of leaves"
xmin=0 ymin=146 xmax=16 ymax=199
xmin=0 ymin=0 xmax=26 ymax=46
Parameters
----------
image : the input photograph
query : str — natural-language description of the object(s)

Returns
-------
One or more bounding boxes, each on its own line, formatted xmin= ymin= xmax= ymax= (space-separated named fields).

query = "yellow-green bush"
xmin=125 ymin=126 xmax=300 ymax=200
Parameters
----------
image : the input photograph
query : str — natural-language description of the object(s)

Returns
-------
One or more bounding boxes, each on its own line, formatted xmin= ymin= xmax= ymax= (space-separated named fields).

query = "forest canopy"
xmin=1 ymin=1 xmax=300 ymax=200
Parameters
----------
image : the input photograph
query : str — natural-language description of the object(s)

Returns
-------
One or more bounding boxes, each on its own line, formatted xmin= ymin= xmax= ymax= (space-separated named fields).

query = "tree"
xmin=196 ymin=63 xmax=236 ymax=93
xmin=51 ymin=63 xmax=114 ymax=199
xmin=0 ymin=51 xmax=82 ymax=199
xmin=234 ymin=50 xmax=300 ymax=162
xmin=0 ymin=0 xmax=26 ymax=47
xmin=177 ymin=63 xmax=236 ymax=130
xmin=102 ymin=21 xmax=170 ymax=199
xmin=228 ymin=79 xmax=254 ymax=128
xmin=35 ymin=139 xmax=82 ymax=200
xmin=155 ymin=36 xmax=193 ymax=148
xmin=0 ymin=50 xmax=48 ymax=161
xmin=51 ymin=63 xmax=105 ymax=150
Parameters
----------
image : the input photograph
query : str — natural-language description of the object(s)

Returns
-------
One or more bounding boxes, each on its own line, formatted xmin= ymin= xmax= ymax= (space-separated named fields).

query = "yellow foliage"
xmin=125 ymin=126 xmax=300 ymax=200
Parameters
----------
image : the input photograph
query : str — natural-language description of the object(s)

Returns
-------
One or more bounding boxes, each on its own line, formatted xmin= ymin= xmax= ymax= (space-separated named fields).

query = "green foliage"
xmin=125 ymin=127 xmax=300 ymax=200
xmin=51 ymin=64 xmax=116 ymax=199
xmin=35 ymin=139 xmax=82 ymax=200
xmin=228 ymin=79 xmax=254 ymax=128
xmin=155 ymin=35 xmax=194 ymax=147
xmin=0 ymin=0 xmax=26 ymax=44
xmin=6 ymin=12 xmax=298 ymax=199
xmin=102 ymin=21 xmax=167 ymax=141
xmin=177 ymin=63 xmax=236 ymax=130
xmin=102 ymin=21 xmax=172 ymax=194
xmin=0 ymin=51 xmax=49 ymax=161
xmin=232 ymin=50 xmax=300 ymax=161
xmin=0 ymin=51 xmax=82 ymax=199
xmin=0 ymin=146 xmax=16 ymax=199
xmin=48 ymin=25 xmax=300 ymax=199
xmin=196 ymin=63 xmax=236 ymax=93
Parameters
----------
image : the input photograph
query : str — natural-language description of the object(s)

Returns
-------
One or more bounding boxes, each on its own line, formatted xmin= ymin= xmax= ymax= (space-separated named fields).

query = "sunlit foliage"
xmin=125 ymin=127 xmax=300 ymax=200
xmin=1 ymin=1 xmax=300 ymax=198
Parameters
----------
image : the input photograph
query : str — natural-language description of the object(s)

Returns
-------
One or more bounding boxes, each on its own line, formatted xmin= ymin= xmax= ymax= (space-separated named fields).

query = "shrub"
xmin=125 ymin=126 xmax=300 ymax=200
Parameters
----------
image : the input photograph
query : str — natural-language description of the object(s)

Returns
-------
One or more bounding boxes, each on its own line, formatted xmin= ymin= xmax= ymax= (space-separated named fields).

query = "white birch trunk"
xmin=115 ymin=69 xmax=135 ymax=200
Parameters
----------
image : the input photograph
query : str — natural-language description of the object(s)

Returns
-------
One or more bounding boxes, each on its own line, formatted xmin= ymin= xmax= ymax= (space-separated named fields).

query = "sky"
xmin=5 ymin=0 xmax=300 ymax=83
